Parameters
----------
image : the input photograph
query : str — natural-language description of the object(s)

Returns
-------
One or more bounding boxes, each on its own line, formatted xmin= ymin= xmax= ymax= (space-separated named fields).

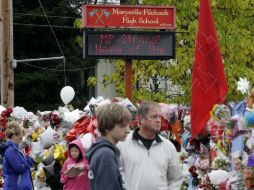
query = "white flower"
xmin=237 ymin=77 xmax=250 ymax=95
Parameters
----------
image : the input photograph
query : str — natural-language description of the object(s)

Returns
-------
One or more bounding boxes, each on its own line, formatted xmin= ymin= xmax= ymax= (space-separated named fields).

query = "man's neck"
xmin=138 ymin=127 xmax=156 ymax=140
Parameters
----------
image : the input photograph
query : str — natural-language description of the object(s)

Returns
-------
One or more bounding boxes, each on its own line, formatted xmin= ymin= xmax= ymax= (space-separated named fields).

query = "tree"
xmin=91 ymin=0 xmax=254 ymax=104
xmin=13 ymin=0 xmax=96 ymax=111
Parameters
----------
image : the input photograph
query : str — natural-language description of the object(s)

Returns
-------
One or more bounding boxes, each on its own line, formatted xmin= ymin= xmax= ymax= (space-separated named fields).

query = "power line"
xmin=38 ymin=0 xmax=64 ymax=56
xmin=14 ymin=12 xmax=80 ymax=19
xmin=38 ymin=0 xmax=67 ymax=85
xmin=22 ymin=62 xmax=96 ymax=72
xmin=13 ymin=23 xmax=80 ymax=29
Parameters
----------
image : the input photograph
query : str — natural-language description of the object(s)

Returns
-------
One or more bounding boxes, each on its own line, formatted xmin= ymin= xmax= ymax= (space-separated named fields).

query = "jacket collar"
xmin=7 ymin=140 xmax=19 ymax=148
xmin=132 ymin=128 xmax=162 ymax=143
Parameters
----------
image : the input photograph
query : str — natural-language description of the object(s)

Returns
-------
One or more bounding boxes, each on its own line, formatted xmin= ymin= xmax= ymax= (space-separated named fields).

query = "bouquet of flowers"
xmin=210 ymin=104 xmax=232 ymax=127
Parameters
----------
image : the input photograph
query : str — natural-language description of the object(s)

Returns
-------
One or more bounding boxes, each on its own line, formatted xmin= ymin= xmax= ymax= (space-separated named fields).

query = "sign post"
xmin=125 ymin=59 xmax=132 ymax=100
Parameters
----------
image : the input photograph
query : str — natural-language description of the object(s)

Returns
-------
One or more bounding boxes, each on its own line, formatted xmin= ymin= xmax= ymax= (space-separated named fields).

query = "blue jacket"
xmin=86 ymin=138 xmax=126 ymax=190
xmin=2 ymin=141 xmax=34 ymax=190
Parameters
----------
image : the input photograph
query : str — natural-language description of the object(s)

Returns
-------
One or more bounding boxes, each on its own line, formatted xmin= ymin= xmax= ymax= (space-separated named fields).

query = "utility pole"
xmin=0 ymin=0 xmax=14 ymax=107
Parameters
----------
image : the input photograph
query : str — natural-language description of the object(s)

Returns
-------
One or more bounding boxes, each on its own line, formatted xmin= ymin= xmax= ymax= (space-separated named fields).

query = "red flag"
xmin=191 ymin=0 xmax=228 ymax=138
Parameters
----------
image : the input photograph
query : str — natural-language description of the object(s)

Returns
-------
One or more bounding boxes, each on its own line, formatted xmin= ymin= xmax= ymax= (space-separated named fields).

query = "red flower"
xmin=6 ymin=107 xmax=13 ymax=115
xmin=42 ymin=114 xmax=48 ymax=121
xmin=1 ymin=112 xmax=6 ymax=118
xmin=191 ymin=173 xmax=198 ymax=178
xmin=188 ymin=165 xmax=197 ymax=173
xmin=0 ymin=131 xmax=5 ymax=142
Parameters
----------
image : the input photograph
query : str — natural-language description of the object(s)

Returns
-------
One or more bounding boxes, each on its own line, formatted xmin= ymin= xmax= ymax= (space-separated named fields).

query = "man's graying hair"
xmin=137 ymin=101 xmax=160 ymax=118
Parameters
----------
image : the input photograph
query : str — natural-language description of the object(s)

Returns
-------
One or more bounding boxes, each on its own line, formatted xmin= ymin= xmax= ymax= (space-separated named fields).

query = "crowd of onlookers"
xmin=0 ymin=101 xmax=183 ymax=190
xmin=1 ymin=88 xmax=254 ymax=190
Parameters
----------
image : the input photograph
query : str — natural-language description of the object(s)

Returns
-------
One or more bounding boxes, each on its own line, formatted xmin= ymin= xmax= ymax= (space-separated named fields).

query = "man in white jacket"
xmin=117 ymin=101 xmax=183 ymax=190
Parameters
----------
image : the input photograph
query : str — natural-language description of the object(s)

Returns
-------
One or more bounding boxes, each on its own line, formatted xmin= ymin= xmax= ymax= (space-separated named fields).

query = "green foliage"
xmin=99 ymin=0 xmax=254 ymax=104
xmin=74 ymin=18 xmax=83 ymax=29
xmin=87 ymin=77 xmax=97 ymax=86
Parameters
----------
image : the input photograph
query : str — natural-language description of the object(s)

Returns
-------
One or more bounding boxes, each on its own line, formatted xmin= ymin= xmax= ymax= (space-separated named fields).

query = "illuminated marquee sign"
xmin=83 ymin=30 xmax=175 ymax=59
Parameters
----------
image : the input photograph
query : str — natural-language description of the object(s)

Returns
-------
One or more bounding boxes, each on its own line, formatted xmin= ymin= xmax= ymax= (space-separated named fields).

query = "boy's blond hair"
xmin=96 ymin=103 xmax=131 ymax=136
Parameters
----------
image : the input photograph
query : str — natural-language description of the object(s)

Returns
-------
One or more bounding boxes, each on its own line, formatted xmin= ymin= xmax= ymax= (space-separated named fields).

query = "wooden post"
xmin=125 ymin=59 xmax=132 ymax=100
xmin=1 ymin=0 xmax=14 ymax=107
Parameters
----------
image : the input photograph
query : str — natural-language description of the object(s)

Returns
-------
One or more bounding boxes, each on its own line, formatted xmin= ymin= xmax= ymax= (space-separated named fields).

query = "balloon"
xmin=42 ymin=153 xmax=55 ymax=166
xmin=31 ymin=142 xmax=44 ymax=158
xmin=40 ymin=127 xmax=55 ymax=149
xmin=43 ymin=161 xmax=55 ymax=177
xmin=60 ymin=86 xmax=75 ymax=105
xmin=244 ymin=111 xmax=254 ymax=128
xmin=80 ymin=133 xmax=95 ymax=150
xmin=208 ymin=169 xmax=229 ymax=185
